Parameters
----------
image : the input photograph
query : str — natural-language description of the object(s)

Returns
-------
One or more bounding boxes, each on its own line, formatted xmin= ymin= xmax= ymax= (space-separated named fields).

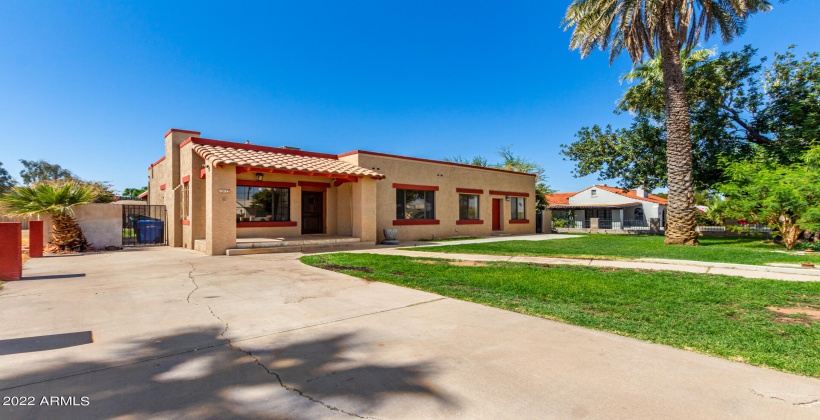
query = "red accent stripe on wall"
xmin=181 ymin=175 xmax=190 ymax=183
xmin=236 ymin=180 xmax=297 ymax=188
xmin=509 ymin=219 xmax=530 ymax=224
xmin=298 ymin=181 xmax=331 ymax=189
xmin=148 ymin=156 xmax=166 ymax=169
xmin=339 ymin=150 xmax=537 ymax=177
xmin=393 ymin=219 xmax=440 ymax=226
xmin=200 ymin=168 xmax=207 ymax=179
xmin=456 ymin=220 xmax=484 ymax=225
xmin=490 ymin=190 xmax=529 ymax=197
xmin=159 ymin=184 xmax=167 ymax=191
xmin=237 ymin=221 xmax=298 ymax=228
xmin=456 ymin=188 xmax=483 ymax=194
xmin=392 ymin=183 xmax=439 ymax=191
xmin=181 ymin=220 xmax=191 ymax=225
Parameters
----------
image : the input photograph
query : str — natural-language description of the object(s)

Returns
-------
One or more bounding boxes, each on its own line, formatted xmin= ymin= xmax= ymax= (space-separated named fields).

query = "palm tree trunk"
xmin=659 ymin=4 xmax=698 ymax=246
xmin=51 ymin=212 xmax=89 ymax=252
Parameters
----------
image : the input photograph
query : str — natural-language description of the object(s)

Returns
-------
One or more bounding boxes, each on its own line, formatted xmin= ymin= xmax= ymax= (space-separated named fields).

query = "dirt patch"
xmin=391 ymin=271 xmax=407 ymax=276
xmin=413 ymin=260 xmax=443 ymax=265
xmin=448 ymin=261 xmax=488 ymax=267
xmin=320 ymin=264 xmax=374 ymax=273
xmin=766 ymin=306 xmax=820 ymax=325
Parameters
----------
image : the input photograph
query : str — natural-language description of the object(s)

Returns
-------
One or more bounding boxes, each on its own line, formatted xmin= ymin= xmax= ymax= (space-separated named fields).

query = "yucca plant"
xmin=0 ymin=181 xmax=97 ymax=252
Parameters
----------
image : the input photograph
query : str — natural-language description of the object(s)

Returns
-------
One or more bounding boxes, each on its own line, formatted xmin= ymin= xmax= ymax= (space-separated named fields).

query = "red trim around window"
xmin=456 ymin=188 xmax=483 ymax=194
xmin=200 ymin=168 xmax=207 ymax=179
xmin=393 ymin=219 xmax=440 ymax=226
xmin=159 ymin=184 xmax=166 ymax=191
xmin=181 ymin=175 xmax=190 ymax=184
xmin=456 ymin=220 xmax=483 ymax=225
xmin=181 ymin=220 xmax=191 ymax=225
xmin=509 ymin=219 xmax=530 ymax=224
xmin=237 ymin=221 xmax=298 ymax=228
xmin=236 ymin=180 xmax=297 ymax=188
xmin=490 ymin=190 xmax=529 ymax=197
xmin=298 ymin=181 xmax=331 ymax=189
xmin=393 ymin=183 xmax=439 ymax=191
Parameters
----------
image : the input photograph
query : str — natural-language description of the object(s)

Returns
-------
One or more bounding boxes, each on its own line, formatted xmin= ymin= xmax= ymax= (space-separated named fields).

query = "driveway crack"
xmin=186 ymin=262 xmax=378 ymax=419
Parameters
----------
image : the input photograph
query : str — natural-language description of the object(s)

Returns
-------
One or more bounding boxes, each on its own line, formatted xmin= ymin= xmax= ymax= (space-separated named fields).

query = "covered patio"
xmin=548 ymin=202 xmax=648 ymax=230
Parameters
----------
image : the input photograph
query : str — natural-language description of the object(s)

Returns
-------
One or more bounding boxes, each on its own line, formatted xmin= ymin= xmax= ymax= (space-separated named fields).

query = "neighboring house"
xmin=148 ymin=129 xmax=537 ymax=255
xmin=546 ymin=185 xmax=668 ymax=230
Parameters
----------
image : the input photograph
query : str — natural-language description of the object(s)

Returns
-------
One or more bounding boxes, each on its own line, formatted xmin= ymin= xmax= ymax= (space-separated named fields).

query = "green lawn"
xmin=301 ymin=253 xmax=820 ymax=377
xmin=407 ymin=235 xmax=820 ymax=266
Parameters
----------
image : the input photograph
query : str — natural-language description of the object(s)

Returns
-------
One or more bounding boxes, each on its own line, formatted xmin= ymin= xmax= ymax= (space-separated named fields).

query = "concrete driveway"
xmin=0 ymin=247 xmax=818 ymax=419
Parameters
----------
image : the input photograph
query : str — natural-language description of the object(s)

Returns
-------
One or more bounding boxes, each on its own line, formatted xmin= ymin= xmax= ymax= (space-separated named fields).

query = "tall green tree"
xmin=717 ymin=146 xmax=820 ymax=249
xmin=122 ymin=186 xmax=148 ymax=200
xmin=0 ymin=181 xmax=98 ymax=251
xmin=0 ymin=161 xmax=14 ymax=191
xmin=562 ymin=46 xmax=819 ymax=191
xmin=563 ymin=0 xmax=774 ymax=245
xmin=19 ymin=159 xmax=75 ymax=184
xmin=446 ymin=146 xmax=553 ymax=211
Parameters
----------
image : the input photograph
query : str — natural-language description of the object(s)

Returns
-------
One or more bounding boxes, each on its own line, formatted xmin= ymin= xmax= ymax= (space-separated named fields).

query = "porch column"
xmin=205 ymin=165 xmax=237 ymax=255
xmin=619 ymin=208 xmax=624 ymax=230
xmin=351 ymin=178 xmax=378 ymax=243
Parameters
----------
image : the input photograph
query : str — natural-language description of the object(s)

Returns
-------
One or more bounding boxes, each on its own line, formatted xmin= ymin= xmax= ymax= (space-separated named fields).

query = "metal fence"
xmin=121 ymin=205 xmax=167 ymax=247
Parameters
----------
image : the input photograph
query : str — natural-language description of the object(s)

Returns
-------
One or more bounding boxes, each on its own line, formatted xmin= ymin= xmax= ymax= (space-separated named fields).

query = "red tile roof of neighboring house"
xmin=546 ymin=185 xmax=668 ymax=208
xmin=545 ymin=192 xmax=575 ymax=205
xmin=548 ymin=202 xmax=643 ymax=210
xmin=592 ymin=185 xmax=668 ymax=204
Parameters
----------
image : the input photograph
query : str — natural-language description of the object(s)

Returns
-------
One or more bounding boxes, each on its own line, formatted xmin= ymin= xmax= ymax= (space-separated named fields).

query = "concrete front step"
xmin=226 ymin=241 xmax=374 ymax=256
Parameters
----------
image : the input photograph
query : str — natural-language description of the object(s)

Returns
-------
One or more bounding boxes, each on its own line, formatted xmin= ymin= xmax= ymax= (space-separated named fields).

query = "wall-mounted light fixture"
xmin=505 ymin=196 xmax=511 ymax=201
xmin=256 ymin=173 xmax=263 ymax=181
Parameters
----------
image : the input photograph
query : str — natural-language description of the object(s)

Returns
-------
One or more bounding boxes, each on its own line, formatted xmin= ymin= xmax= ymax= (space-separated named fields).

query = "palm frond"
xmin=0 ymin=181 xmax=98 ymax=217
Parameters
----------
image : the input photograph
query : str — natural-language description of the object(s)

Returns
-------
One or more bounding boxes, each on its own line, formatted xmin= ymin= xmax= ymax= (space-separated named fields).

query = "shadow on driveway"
xmin=1 ymin=328 xmax=455 ymax=419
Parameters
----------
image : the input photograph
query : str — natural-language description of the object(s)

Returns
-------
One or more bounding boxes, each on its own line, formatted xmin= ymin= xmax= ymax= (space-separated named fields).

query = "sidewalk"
xmin=356 ymin=247 xmax=820 ymax=282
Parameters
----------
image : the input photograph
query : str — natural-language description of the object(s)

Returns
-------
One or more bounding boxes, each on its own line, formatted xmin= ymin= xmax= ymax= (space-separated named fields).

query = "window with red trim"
xmin=236 ymin=186 xmax=290 ymax=223
xmin=396 ymin=189 xmax=435 ymax=220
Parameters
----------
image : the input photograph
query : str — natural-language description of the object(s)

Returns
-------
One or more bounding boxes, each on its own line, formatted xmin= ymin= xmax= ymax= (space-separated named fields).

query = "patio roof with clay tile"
xmin=187 ymin=138 xmax=385 ymax=180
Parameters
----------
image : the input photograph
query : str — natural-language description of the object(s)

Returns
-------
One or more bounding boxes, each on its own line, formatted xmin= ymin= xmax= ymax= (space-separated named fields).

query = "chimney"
xmin=635 ymin=186 xmax=648 ymax=198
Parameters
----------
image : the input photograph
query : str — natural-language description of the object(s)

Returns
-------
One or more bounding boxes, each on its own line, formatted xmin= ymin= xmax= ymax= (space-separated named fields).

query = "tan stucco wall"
xmin=40 ymin=204 xmax=122 ymax=249
xmin=341 ymin=153 xmax=536 ymax=241
xmin=205 ymin=165 xmax=237 ymax=255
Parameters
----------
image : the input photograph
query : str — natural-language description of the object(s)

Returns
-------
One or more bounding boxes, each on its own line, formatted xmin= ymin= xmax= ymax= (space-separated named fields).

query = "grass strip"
xmin=406 ymin=235 xmax=820 ymax=266
xmin=302 ymin=252 xmax=820 ymax=377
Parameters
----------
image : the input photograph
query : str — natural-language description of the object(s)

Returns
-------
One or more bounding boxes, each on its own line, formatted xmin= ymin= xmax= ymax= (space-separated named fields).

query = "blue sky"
xmin=0 ymin=1 xmax=816 ymax=193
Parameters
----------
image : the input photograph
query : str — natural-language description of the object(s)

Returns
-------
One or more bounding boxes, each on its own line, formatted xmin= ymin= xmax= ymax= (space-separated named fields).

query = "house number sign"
xmin=218 ymin=188 xmax=231 ymax=194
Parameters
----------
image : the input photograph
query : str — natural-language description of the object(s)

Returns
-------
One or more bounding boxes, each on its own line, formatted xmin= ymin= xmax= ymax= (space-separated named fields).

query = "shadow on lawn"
xmin=0 ymin=328 xmax=455 ymax=419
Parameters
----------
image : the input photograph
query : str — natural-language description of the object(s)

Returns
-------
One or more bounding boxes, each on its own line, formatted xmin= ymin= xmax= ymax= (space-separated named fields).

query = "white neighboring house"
xmin=547 ymin=185 xmax=668 ymax=230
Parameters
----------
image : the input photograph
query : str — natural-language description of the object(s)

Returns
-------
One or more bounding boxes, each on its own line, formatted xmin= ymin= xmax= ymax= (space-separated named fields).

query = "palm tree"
xmin=0 ymin=181 xmax=97 ymax=251
xmin=563 ymin=0 xmax=773 ymax=245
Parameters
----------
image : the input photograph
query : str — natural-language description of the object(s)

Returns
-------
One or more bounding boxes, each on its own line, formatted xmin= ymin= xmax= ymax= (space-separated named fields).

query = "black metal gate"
xmin=536 ymin=210 xmax=543 ymax=233
xmin=122 ymin=205 xmax=167 ymax=247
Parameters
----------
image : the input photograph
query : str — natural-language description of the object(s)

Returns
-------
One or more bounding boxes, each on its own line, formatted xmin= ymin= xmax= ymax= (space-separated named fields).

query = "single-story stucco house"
xmin=546 ymin=185 xmax=668 ymax=230
xmin=147 ymin=129 xmax=537 ymax=255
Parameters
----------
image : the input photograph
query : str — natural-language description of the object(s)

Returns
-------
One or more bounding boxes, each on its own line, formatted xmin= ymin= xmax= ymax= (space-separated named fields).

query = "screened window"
xmin=459 ymin=194 xmax=480 ymax=220
xmin=585 ymin=209 xmax=612 ymax=220
xmin=396 ymin=189 xmax=435 ymax=220
xmin=236 ymin=186 xmax=290 ymax=222
xmin=511 ymin=197 xmax=526 ymax=220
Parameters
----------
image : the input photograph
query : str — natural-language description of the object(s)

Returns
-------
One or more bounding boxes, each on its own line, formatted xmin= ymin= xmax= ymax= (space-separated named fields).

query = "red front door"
xmin=492 ymin=199 xmax=501 ymax=230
